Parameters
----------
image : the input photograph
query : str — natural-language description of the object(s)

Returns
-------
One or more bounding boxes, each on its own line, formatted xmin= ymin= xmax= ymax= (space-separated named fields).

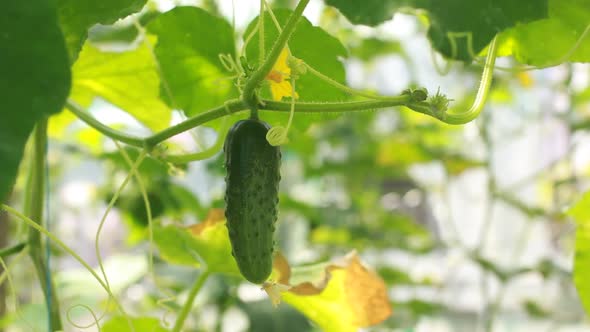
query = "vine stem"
xmin=25 ymin=119 xmax=62 ymax=331
xmin=440 ymin=35 xmax=498 ymax=124
xmin=66 ymin=100 xmax=145 ymax=148
xmin=286 ymin=76 xmax=296 ymax=131
xmin=144 ymin=99 xmax=244 ymax=148
xmin=241 ymin=0 xmax=310 ymax=108
xmin=259 ymin=0 xmax=265 ymax=67
xmin=149 ymin=98 xmax=413 ymax=145
xmin=172 ymin=270 xmax=210 ymax=332
xmin=260 ymin=98 xmax=412 ymax=112
xmin=163 ymin=117 xmax=230 ymax=164
xmin=303 ymin=62 xmax=411 ymax=102
xmin=0 ymin=242 xmax=26 ymax=259
xmin=71 ymin=97 xmax=420 ymax=152
xmin=64 ymin=3 xmax=496 ymax=152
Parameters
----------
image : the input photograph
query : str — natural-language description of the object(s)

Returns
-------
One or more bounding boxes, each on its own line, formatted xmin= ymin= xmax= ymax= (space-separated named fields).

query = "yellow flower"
xmin=265 ymin=48 xmax=298 ymax=101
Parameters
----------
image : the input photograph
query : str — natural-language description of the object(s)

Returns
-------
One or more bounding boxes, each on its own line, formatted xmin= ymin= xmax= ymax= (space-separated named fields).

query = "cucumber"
xmin=224 ymin=118 xmax=281 ymax=284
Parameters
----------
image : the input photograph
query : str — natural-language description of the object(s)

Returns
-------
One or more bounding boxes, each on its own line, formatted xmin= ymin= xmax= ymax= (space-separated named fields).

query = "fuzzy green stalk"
xmin=0 ymin=242 xmax=26 ymax=259
xmin=439 ymin=35 xmax=499 ymax=124
xmin=66 ymin=100 xmax=145 ymax=148
xmin=24 ymin=119 xmax=62 ymax=331
xmin=172 ymin=270 xmax=210 ymax=332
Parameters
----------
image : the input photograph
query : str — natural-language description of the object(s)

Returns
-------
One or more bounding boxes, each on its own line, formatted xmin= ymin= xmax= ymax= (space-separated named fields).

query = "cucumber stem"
xmin=172 ymin=270 xmax=210 ymax=332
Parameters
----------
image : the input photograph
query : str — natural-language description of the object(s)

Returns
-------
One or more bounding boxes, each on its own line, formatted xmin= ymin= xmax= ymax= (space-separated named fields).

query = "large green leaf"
xmin=102 ymin=317 xmax=168 ymax=332
xmin=54 ymin=0 xmax=147 ymax=61
xmin=153 ymin=225 xmax=202 ymax=267
xmin=325 ymin=0 xmax=548 ymax=61
xmin=570 ymin=190 xmax=590 ymax=316
xmin=153 ymin=209 xmax=241 ymax=276
xmin=349 ymin=37 xmax=404 ymax=61
xmin=324 ymin=0 xmax=409 ymax=27
xmin=147 ymin=7 xmax=239 ymax=117
xmin=497 ymin=0 xmax=590 ymax=66
xmin=0 ymin=0 xmax=71 ymax=200
xmin=70 ymin=41 xmax=172 ymax=131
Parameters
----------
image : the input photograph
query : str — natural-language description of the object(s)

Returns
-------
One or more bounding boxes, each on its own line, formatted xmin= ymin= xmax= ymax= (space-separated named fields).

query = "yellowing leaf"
xmin=187 ymin=208 xmax=225 ymax=236
xmin=273 ymin=251 xmax=392 ymax=332
xmin=184 ymin=209 xmax=240 ymax=275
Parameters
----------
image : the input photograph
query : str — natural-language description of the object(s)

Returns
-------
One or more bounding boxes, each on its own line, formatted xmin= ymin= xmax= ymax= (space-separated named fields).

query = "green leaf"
xmin=245 ymin=10 xmax=348 ymax=102
xmin=397 ymin=299 xmax=444 ymax=316
xmin=240 ymin=301 xmax=312 ymax=332
xmin=349 ymin=37 xmax=403 ymax=61
xmin=147 ymin=7 xmax=238 ymax=117
xmin=310 ymin=212 xmax=433 ymax=252
xmin=56 ymin=254 xmax=148 ymax=298
xmin=0 ymin=304 xmax=47 ymax=331
xmin=119 ymin=182 xmax=202 ymax=223
xmin=101 ymin=147 xmax=172 ymax=179
xmin=87 ymin=10 xmax=160 ymax=45
xmin=497 ymin=0 xmax=590 ymax=66
xmin=0 ymin=0 xmax=71 ymax=200
xmin=102 ymin=317 xmax=168 ymax=332
xmin=523 ymin=300 xmax=550 ymax=318
xmin=325 ymin=0 xmax=548 ymax=61
xmin=153 ymin=209 xmax=241 ymax=276
xmin=570 ymin=190 xmax=590 ymax=316
xmin=153 ymin=225 xmax=201 ymax=267
xmin=377 ymin=266 xmax=414 ymax=285
xmin=324 ymin=0 xmax=408 ymax=27
xmin=54 ymin=0 xmax=147 ymax=61
xmin=70 ymin=41 xmax=172 ymax=131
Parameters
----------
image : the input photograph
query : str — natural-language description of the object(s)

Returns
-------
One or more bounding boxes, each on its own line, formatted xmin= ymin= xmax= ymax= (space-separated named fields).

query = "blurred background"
xmin=2 ymin=0 xmax=590 ymax=331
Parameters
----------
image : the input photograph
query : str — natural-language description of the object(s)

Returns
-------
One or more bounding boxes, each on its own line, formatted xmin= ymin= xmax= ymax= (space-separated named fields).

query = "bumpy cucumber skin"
xmin=224 ymin=119 xmax=280 ymax=284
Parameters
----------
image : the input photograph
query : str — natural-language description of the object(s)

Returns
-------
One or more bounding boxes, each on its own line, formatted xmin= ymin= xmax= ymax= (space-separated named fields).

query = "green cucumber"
xmin=224 ymin=118 xmax=281 ymax=284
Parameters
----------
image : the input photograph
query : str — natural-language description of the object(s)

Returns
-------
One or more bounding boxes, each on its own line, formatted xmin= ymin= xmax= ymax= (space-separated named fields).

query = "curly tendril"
xmin=0 ymin=252 xmax=39 ymax=332
xmin=447 ymin=32 xmax=477 ymax=60
xmin=219 ymin=53 xmax=240 ymax=74
xmin=266 ymin=126 xmax=289 ymax=146
xmin=430 ymin=32 xmax=475 ymax=75
xmin=430 ymin=45 xmax=452 ymax=76
xmin=0 ymin=205 xmax=134 ymax=331
xmin=66 ymin=304 xmax=101 ymax=330
xmin=114 ymin=141 xmax=156 ymax=277
xmin=287 ymin=55 xmax=307 ymax=78
xmin=266 ymin=76 xmax=297 ymax=146
xmin=92 ymin=147 xmax=147 ymax=331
